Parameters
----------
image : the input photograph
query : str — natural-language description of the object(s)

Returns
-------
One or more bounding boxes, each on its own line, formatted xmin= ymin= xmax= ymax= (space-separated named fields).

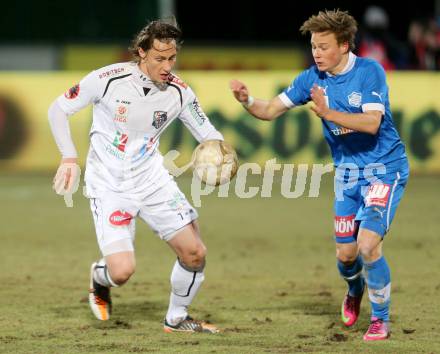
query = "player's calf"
xmin=337 ymin=255 xmax=365 ymax=327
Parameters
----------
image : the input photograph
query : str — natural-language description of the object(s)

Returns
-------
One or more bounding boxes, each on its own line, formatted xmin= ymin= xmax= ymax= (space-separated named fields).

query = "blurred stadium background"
xmin=0 ymin=0 xmax=439 ymax=172
xmin=1 ymin=1 xmax=440 ymax=353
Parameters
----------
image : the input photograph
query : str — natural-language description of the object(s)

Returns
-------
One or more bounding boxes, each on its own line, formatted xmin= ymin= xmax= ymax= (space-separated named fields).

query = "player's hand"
xmin=53 ymin=158 xmax=81 ymax=207
xmin=229 ymin=79 xmax=249 ymax=104
xmin=310 ymin=84 xmax=331 ymax=119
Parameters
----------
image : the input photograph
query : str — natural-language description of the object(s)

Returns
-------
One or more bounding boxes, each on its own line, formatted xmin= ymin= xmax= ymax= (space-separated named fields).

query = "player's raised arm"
xmin=229 ymin=79 xmax=288 ymax=121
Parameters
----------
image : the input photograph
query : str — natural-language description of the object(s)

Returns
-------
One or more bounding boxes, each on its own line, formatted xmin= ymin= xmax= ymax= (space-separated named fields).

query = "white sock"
xmin=93 ymin=258 xmax=118 ymax=287
xmin=165 ymin=260 xmax=205 ymax=325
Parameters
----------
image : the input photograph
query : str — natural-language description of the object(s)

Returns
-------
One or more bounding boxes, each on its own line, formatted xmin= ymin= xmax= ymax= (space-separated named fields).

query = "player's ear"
xmin=138 ymin=47 xmax=146 ymax=60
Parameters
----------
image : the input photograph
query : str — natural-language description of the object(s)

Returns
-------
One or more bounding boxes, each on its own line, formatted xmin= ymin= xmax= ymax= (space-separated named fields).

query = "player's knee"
xmin=336 ymin=249 xmax=358 ymax=264
xmin=181 ymin=244 xmax=206 ymax=270
xmin=358 ymin=243 xmax=381 ymax=261
xmin=109 ymin=264 xmax=135 ymax=285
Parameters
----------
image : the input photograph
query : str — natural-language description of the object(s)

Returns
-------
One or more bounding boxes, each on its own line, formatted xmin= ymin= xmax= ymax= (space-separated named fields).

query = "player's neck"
xmin=328 ymin=53 xmax=350 ymax=76
xmin=137 ymin=63 xmax=151 ymax=79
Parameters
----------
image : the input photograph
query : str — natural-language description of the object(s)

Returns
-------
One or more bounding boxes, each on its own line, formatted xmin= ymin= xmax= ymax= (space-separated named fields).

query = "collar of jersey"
xmin=325 ymin=52 xmax=356 ymax=77
xmin=132 ymin=65 xmax=167 ymax=90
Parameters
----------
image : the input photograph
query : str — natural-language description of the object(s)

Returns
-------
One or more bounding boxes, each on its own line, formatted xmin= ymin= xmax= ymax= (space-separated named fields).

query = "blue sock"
xmin=337 ymin=255 xmax=365 ymax=297
xmin=363 ymin=256 xmax=391 ymax=322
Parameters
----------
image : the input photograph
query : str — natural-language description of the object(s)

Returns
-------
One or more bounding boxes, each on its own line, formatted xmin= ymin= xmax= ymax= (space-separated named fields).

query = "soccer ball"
xmin=191 ymin=140 xmax=238 ymax=186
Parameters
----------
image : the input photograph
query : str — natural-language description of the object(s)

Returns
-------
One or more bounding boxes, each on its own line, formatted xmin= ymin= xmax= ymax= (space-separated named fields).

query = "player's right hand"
xmin=53 ymin=159 xmax=81 ymax=207
xmin=229 ymin=80 xmax=249 ymax=104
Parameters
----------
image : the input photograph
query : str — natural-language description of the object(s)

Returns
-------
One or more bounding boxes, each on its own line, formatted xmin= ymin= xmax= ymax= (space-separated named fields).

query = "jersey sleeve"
xmin=361 ymin=62 xmax=387 ymax=114
xmin=56 ymin=70 xmax=102 ymax=116
xmin=278 ymin=70 xmax=311 ymax=108
xmin=48 ymin=100 xmax=78 ymax=158
xmin=178 ymin=87 xmax=224 ymax=142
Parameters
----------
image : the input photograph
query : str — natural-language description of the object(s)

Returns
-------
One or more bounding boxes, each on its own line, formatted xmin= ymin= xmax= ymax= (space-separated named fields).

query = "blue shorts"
xmin=333 ymin=161 xmax=409 ymax=244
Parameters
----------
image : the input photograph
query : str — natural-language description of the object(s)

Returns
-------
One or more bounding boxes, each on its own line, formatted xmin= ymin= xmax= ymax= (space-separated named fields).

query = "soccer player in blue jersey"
xmin=230 ymin=9 xmax=409 ymax=341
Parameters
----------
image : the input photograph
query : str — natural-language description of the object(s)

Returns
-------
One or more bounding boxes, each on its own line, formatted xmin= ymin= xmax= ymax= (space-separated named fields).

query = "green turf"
xmin=1 ymin=173 xmax=439 ymax=353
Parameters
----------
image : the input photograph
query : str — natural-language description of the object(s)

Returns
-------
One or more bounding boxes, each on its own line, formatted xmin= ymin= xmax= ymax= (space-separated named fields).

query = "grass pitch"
xmin=1 ymin=173 xmax=439 ymax=353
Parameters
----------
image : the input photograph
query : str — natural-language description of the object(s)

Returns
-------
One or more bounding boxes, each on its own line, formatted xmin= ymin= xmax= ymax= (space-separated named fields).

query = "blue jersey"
xmin=279 ymin=53 xmax=407 ymax=169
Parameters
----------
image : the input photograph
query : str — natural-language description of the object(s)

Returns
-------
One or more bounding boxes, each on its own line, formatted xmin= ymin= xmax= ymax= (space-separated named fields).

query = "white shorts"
xmin=89 ymin=179 xmax=198 ymax=256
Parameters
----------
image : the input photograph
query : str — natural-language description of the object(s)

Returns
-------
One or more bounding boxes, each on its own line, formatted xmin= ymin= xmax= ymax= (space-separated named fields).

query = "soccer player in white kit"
xmin=48 ymin=18 xmax=222 ymax=333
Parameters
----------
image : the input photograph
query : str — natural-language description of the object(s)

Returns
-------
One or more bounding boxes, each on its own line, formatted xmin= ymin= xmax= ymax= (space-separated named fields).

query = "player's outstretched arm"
xmin=229 ymin=79 xmax=288 ymax=121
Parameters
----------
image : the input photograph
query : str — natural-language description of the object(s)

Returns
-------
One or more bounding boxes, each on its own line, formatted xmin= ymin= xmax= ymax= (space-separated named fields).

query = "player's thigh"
xmin=167 ymin=221 xmax=206 ymax=260
xmin=333 ymin=178 xmax=362 ymax=245
xmin=356 ymin=228 xmax=383 ymax=260
xmin=358 ymin=169 xmax=409 ymax=238
xmin=138 ymin=179 xmax=198 ymax=243
xmin=89 ymin=192 xmax=138 ymax=257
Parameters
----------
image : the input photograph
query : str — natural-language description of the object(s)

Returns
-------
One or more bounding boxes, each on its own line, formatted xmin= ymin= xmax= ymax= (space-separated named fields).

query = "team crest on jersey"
xmin=112 ymin=131 xmax=128 ymax=152
xmin=167 ymin=73 xmax=188 ymax=89
xmin=348 ymin=91 xmax=362 ymax=108
xmin=64 ymin=84 xmax=80 ymax=99
xmin=152 ymin=111 xmax=168 ymax=129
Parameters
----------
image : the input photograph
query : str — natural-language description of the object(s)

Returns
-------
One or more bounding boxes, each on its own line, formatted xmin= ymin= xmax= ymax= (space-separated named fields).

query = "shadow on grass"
xmin=291 ymin=294 xmax=340 ymax=317
xmin=97 ymin=299 xmax=166 ymax=327
xmin=51 ymin=298 xmax=166 ymax=329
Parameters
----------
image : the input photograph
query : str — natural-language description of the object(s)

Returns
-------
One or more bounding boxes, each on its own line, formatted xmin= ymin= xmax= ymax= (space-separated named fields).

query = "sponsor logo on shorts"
xmin=64 ymin=84 xmax=80 ymax=99
xmin=167 ymin=192 xmax=186 ymax=211
xmin=365 ymin=183 xmax=391 ymax=207
xmin=152 ymin=111 xmax=168 ymax=129
xmin=109 ymin=210 xmax=133 ymax=226
xmin=334 ymin=214 xmax=356 ymax=237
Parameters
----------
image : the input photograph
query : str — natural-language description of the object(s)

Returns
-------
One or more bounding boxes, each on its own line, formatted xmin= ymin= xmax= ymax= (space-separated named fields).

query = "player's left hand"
xmin=310 ymin=84 xmax=330 ymax=119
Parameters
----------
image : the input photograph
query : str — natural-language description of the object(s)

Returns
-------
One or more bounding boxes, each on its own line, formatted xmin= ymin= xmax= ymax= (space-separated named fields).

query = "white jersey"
xmin=56 ymin=62 xmax=223 ymax=197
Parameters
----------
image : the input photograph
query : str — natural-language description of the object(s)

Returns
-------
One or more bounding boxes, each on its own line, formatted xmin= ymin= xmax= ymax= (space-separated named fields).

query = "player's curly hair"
xmin=300 ymin=9 xmax=358 ymax=51
xmin=129 ymin=17 xmax=183 ymax=62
